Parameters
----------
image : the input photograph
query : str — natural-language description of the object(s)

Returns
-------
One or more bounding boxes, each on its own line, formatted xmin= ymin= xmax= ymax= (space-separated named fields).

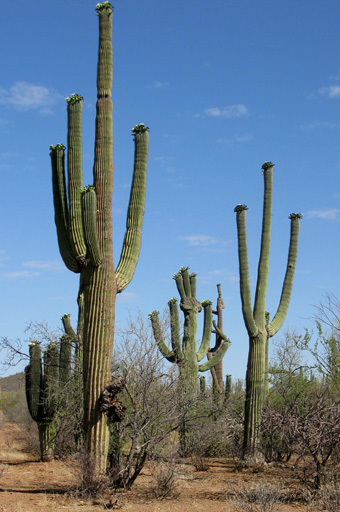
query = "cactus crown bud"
xmin=168 ymin=297 xmax=178 ymax=306
xmin=234 ymin=204 xmax=248 ymax=213
xmin=202 ymin=300 xmax=212 ymax=307
xmin=49 ymin=143 xmax=65 ymax=154
xmin=148 ymin=310 xmax=159 ymax=319
xmin=66 ymin=93 xmax=84 ymax=104
xmin=96 ymin=1 xmax=113 ymax=14
xmin=289 ymin=213 xmax=302 ymax=220
xmin=131 ymin=123 xmax=149 ymax=134
xmin=261 ymin=161 xmax=274 ymax=171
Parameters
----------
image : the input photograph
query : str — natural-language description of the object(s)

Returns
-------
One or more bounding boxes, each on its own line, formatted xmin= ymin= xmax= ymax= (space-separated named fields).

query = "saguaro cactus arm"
xmin=234 ymin=204 xmax=258 ymax=337
xmin=115 ymin=125 xmax=149 ymax=293
xmin=81 ymin=186 xmax=101 ymax=266
xmin=267 ymin=213 xmax=302 ymax=337
xmin=253 ymin=162 xmax=274 ymax=324
xmin=199 ymin=338 xmax=230 ymax=372
xmin=149 ymin=311 xmax=176 ymax=363
xmin=197 ymin=300 xmax=213 ymax=362
xmin=25 ymin=341 xmax=43 ymax=421
xmin=50 ymin=144 xmax=80 ymax=273
xmin=168 ymin=298 xmax=183 ymax=360
xmin=66 ymin=94 xmax=87 ymax=265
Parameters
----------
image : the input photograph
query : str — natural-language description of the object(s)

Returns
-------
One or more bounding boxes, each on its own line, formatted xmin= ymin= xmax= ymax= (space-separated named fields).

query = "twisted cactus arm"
xmin=149 ymin=311 xmax=176 ymax=363
xmin=50 ymin=144 xmax=79 ymax=273
xmin=66 ymin=94 xmax=87 ymax=265
xmin=115 ymin=125 xmax=149 ymax=293
xmin=197 ymin=300 xmax=213 ymax=362
xmin=81 ymin=186 xmax=101 ymax=266
xmin=199 ymin=323 xmax=231 ymax=372
xmin=234 ymin=204 xmax=258 ymax=337
xmin=253 ymin=162 xmax=274 ymax=325
xmin=61 ymin=313 xmax=77 ymax=340
xmin=267 ymin=213 xmax=302 ymax=337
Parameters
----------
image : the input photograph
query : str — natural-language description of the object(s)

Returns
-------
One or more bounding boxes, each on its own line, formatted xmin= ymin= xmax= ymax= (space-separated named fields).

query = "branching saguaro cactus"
xmin=234 ymin=161 xmax=301 ymax=458
xmin=149 ymin=267 xmax=230 ymax=452
xmin=25 ymin=341 xmax=59 ymax=461
xmin=49 ymin=2 xmax=149 ymax=474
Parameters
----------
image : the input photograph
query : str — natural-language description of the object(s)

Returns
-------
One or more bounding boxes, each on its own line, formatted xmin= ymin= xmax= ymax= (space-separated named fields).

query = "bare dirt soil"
xmin=0 ymin=411 xmax=310 ymax=512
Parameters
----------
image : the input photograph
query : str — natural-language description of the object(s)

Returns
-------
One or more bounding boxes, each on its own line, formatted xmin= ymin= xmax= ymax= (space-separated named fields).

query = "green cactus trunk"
xmin=234 ymin=162 xmax=301 ymax=459
xmin=50 ymin=3 xmax=148 ymax=475
xmin=38 ymin=422 xmax=57 ymax=462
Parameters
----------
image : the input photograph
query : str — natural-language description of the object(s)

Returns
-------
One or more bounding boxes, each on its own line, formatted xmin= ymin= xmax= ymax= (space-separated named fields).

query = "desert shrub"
xmin=107 ymin=312 xmax=182 ymax=490
xmin=150 ymin=458 xmax=179 ymax=499
xmin=232 ymin=482 xmax=283 ymax=512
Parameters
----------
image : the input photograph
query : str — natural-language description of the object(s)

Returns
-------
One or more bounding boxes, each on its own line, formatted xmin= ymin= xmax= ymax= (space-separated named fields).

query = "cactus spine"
xmin=234 ymin=162 xmax=301 ymax=457
xmin=149 ymin=267 xmax=230 ymax=452
xmin=25 ymin=341 xmax=59 ymax=461
xmin=50 ymin=2 xmax=149 ymax=474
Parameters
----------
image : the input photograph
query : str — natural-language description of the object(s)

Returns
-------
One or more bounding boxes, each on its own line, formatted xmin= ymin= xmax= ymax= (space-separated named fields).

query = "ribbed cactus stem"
xmin=115 ymin=125 xmax=149 ymax=292
xmin=67 ymin=95 xmax=86 ymax=265
xmin=234 ymin=162 xmax=301 ymax=458
xmin=38 ymin=422 xmax=56 ymax=462
xmin=59 ymin=335 xmax=72 ymax=385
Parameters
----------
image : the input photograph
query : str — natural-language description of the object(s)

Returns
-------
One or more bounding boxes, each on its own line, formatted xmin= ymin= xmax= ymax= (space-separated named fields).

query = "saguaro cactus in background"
xmin=49 ymin=2 xmax=149 ymax=474
xmin=234 ymin=162 xmax=301 ymax=458
xmin=149 ymin=267 xmax=230 ymax=452
xmin=25 ymin=341 xmax=59 ymax=461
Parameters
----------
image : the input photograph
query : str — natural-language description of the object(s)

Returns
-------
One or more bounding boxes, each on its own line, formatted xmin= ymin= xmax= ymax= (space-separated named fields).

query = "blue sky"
xmin=1 ymin=0 xmax=339 ymax=379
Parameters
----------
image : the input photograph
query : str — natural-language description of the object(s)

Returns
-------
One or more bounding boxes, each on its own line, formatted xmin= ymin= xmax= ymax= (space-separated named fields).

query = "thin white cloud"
xmin=2 ymin=270 xmax=40 ymax=279
xmin=319 ymin=85 xmax=340 ymax=98
xmin=204 ymin=104 xmax=248 ymax=118
xmin=0 ymin=81 xmax=61 ymax=113
xmin=22 ymin=260 xmax=64 ymax=271
xmin=304 ymin=208 xmax=339 ymax=220
xmin=116 ymin=291 xmax=138 ymax=303
xmin=179 ymin=235 xmax=229 ymax=248
xmin=146 ymin=81 xmax=169 ymax=89
xmin=217 ymin=134 xmax=253 ymax=143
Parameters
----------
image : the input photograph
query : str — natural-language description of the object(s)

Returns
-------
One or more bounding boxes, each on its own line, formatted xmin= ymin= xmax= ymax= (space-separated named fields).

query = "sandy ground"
xmin=0 ymin=411 xmax=311 ymax=511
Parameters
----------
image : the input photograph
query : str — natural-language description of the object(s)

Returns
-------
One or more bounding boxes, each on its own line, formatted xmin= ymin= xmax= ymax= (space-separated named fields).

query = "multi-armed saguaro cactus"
xmin=149 ymin=267 xmax=230 ymax=451
xmin=49 ymin=2 xmax=149 ymax=474
xmin=234 ymin=161 xmax=301 ymax=457
xmin=25 ymin=341 xmax=59 ymax=461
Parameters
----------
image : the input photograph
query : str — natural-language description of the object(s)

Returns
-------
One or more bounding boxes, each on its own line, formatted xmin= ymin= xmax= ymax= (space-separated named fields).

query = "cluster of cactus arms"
xmin=207 ymin=283 xmax=226 ymax=394
xmin=149 ymin=267 xmax=230 ymax=452
xmin=49 ymin=2 xmax=149 ymax=474
xmin=234 ymin=162 xmax=301 ymax=458
xmin=25 ymin=341 xmax=60 ymax=461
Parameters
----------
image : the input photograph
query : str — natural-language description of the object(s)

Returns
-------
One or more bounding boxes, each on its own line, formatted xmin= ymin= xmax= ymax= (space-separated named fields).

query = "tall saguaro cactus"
xmin=25 ymin=341 xmax=59 ymax=461
xmin=149 ymin=267 xmax=230 ymax=452
xmin=49 ymin=2 xmax=149 ymax=474
xmin=234 ymin=162 xmax=301 ymax=458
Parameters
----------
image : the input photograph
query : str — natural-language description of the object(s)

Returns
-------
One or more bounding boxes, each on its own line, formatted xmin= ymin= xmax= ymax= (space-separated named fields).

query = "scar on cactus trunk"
xmin=234 ymin=162 xmax=301 ymax=459
xmin=50 ymin=2 xmax=149 ymax=475
xmin=149 ymin=267 xmax=231 ymax=454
